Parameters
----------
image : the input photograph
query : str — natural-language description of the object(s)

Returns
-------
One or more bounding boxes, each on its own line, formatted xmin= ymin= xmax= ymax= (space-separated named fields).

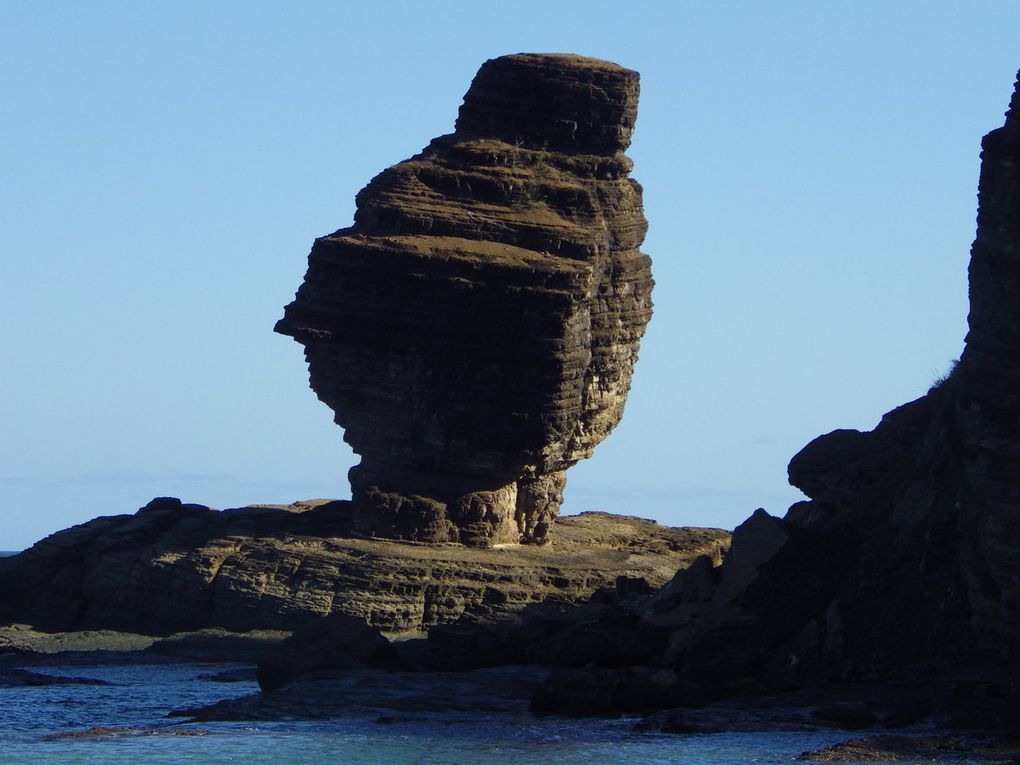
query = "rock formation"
xmin=276 ymin=53 xmax=653 ymax=547
xmin=256 ymin=613 xmax=401 ymax=692
xmin=775 ymin=69 xmax=1020 ymax=677
xmin=0 ymin=497 xmax=727 ymax=636
xmin=525 ymin=70 xmax=1020 ymax=719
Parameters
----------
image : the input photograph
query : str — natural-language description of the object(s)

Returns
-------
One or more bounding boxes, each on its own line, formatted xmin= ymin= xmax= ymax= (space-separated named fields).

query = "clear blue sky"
xmin=2 ymin=2 xmax=1019 ymax=550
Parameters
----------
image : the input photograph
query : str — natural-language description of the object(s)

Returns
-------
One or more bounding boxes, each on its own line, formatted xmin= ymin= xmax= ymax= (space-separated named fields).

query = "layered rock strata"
xmin=276 ymin=53 xmax=653 ymax=546
xmin=0 ymin=498 xmax=727 ymax=636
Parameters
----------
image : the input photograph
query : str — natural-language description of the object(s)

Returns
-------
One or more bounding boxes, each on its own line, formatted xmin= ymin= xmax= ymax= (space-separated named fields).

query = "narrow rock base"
xmin=349 ymin=464 xmax=565 ymax=546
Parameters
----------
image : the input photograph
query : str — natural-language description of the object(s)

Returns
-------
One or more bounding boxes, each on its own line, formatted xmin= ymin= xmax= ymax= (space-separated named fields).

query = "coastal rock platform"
xmin=0 ymin=497 xmax=727 ymax=636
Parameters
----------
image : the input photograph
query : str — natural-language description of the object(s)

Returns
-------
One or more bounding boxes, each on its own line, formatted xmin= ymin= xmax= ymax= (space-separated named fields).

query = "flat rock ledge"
xmin=0 ymin=497 xmax=728 ymax=636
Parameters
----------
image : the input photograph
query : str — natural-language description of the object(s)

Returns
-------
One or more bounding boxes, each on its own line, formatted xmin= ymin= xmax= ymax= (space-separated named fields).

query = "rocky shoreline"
xmin=2 ymin=635 xmax=1016 ymax=763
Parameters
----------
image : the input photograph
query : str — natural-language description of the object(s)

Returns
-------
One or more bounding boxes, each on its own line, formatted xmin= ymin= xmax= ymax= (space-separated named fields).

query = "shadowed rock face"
xmin=665 ymin=70 xmax=1020 ymax=689
xmin=781 ymin=71 xmax=1020 ymax=672
xmin=513 ymin=74 xmax=1020 ymax=721
xmin=276 ymin=54 xmax=653 ymax=546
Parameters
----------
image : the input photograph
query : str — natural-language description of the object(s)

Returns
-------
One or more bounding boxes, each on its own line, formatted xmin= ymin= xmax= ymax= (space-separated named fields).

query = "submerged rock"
xmin=196 ymin=667 xmax=257 ymax=683
xmin=276 ymin=53 xmax=653 ymax=546
xmin=0 ymin=667 xmax=109 ymax=687
xmin=42 ymin=726 xmax=208 ymax=740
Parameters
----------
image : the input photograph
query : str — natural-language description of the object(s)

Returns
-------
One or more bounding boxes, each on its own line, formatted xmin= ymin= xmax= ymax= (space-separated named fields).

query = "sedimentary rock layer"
xmin=276 ymin=53 xmax=653 ymax=546
xmin=0 ymin=498 xmax=727 ymax=636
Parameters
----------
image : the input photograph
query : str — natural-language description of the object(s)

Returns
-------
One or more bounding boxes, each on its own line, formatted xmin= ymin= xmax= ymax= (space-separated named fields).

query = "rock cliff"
xmin=275 ymin=53 xmax=653 ymax=546
xmin=775 ymin=69 xmax=1020 ymax=678
xmin=528 ymin=71 xmax=1020 ymax=718
xmin=0 ymin=497 xmax=727 ymax=636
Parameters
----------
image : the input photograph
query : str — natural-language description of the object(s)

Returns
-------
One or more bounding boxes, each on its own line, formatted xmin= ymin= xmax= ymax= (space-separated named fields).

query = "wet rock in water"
xmin=530 ymin=666 xmax=698 ymax=717
xmin=43 ymin=726 xmax=208 ymax=740
xmin=0 ymin=667 xmax=110 ymax=687
xmin=172 ymin=665 xmax=553 ymax=722
xmin=256 ymin=613 xmax=401 ymax=692
xmin=809 ymin=703 xmax=877 ymax=731
xmin=147 ymin=628 xmax=290 ymax=663
xmin=276 ymin=53 xmax=653 ymax=547
xmin=797 ymin=734 xmax=1017 ymax=763
xmin=196 ymin=667 xmax=257 ymax=683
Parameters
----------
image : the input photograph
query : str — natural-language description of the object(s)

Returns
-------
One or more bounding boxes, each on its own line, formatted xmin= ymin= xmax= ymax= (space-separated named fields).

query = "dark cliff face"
xmin=936 ymin=71 xmax=1020 ymax=664
xmin=526 ymin=74 xmax=1020 ymax=719
xmin=276 ymin=53 xmax=653 ymax=547
xmin=707 ymin=70 xmax=1020 ymax=683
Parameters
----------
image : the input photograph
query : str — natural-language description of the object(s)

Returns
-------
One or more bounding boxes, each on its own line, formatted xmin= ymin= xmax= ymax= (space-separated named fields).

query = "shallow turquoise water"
xmin=0 ymin=661 xmax=852 ymax=764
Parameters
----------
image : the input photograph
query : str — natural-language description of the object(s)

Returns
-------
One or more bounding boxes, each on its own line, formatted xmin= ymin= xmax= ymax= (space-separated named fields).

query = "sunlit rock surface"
xmin=276 ymin=54 xmax=653 ymax=546
xmin=0 ymin=498 xmax=726 ymax=635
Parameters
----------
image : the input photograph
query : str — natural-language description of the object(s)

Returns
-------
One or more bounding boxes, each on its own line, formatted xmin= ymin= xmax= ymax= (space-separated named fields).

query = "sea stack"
xmin=276 ymin=54 xmax=653 ymax=547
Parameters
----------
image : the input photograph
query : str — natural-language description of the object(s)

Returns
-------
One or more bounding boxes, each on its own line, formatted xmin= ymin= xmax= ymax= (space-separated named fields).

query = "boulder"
xmin=712 ymin=508 xmax=789 ymax=605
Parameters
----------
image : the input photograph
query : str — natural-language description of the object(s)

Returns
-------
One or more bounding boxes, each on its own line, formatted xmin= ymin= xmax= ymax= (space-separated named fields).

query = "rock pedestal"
xmin=276 ymin=54 xmax=653 ymax=546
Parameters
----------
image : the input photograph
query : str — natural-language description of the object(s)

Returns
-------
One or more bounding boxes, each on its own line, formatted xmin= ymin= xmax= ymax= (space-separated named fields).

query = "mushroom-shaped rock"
xmin=276 ymin=53 xmax=653 ymax=546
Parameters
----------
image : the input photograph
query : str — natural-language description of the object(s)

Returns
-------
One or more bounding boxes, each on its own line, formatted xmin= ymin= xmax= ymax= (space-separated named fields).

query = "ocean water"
xmin=0 ymin=660 xmax=860 ymax=765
